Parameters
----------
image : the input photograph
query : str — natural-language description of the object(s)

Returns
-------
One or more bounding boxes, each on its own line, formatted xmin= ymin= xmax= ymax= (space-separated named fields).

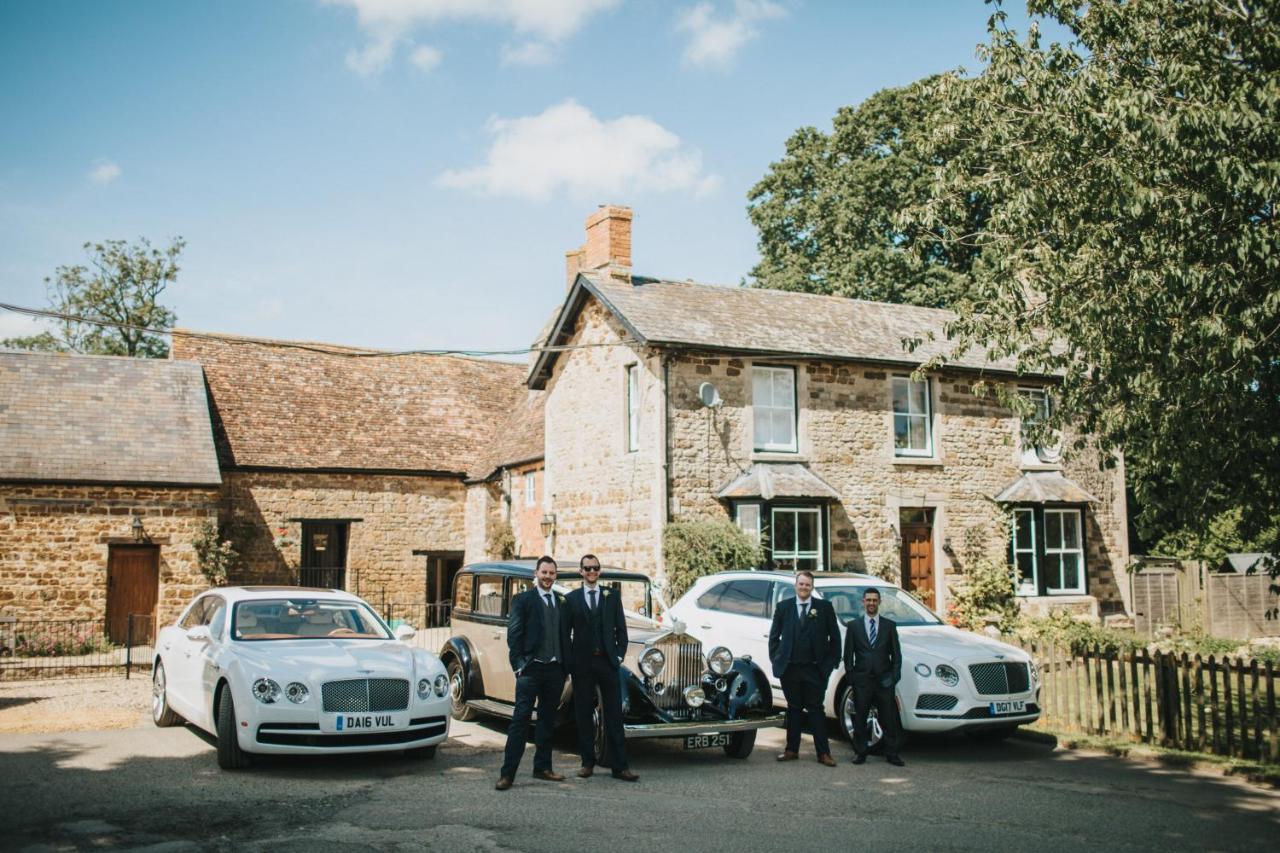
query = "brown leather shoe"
xmin=611 ymin=769 xmax=639 ymax=782
xmin=494 ymin=777 xmax=513 ymax=791
xmin=577 ymin=766 xmax=594 ymax=778
xmin=776 ymin=750 xmax=799 ymax=762
xmin=532 ymin=769 xmax=566 ymax=782
xmin=817 ymin=754 xmax=837 ymax=767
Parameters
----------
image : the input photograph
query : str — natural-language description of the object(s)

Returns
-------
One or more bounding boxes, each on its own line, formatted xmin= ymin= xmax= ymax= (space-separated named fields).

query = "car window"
xmin=696 ymin=582 xmax=727 ymax=611
xmin=204 ymin=596 xmax=227 ymax=636
xmin=453 ymin=574 xmax=473 ymax=613
xmin=179 ymin=597 xmax=208 ymax=630
xmin=820 ymin=585 xmax=942 ymax=626
xmin=232 ymin=598 xmax=392 ymax=641
xmin=510 ymin=578 xmax=533 ymax=599
xmin=713 ymin=580 xmax=771 ymax=617
xmin=474 ymin=575 xmax=505 ymax=617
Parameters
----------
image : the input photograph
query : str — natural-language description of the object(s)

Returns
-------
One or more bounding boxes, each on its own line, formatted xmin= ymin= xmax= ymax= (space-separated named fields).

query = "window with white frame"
xmin=770 ymin=506 xmax=824 ymax=572
xmin=1011 ymin=508 xmax=1038 ymax=596
xmin=1019 ymin=387 xmax=1061 ymax=465
xmin=752 ymin=366 xmax=797 ymax=452
xmin=626 ymin=364 xmax=640 ymax=452
xmin=735 ymin=503 xmax=762 ymax=545
xmin=524 ymin=472 xmax=535 ymax=508
xmin=892 ymin=376 xmax=933 ymax=457
xmin=1043 ymin=508 xmax=1084 ymax=594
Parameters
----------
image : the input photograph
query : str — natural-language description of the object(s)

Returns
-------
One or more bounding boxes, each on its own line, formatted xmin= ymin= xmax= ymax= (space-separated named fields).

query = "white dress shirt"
xmin=583 ymin=583 xmax=600 ymax=609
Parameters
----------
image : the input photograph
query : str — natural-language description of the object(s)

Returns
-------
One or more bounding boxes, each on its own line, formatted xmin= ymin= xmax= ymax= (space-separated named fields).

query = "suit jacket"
xmin=768 ymin=596 xmax=841 ymax=680
xmin=565 ymin=585 xmax=628 ymax=668
xmin=507 ymin=587 xmax=571 ymax=675
xmin=842 ymin=615 xmax=903 ymax=689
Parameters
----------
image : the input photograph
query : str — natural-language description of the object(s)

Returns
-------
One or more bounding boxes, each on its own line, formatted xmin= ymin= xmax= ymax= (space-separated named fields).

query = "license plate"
xmin=988 ymin=700 xmax=1027 ymax=716
xmin=323 ymin=713 xmax=403 ymax=733
xmin=684 ymin=733 xmax=731 ymax=750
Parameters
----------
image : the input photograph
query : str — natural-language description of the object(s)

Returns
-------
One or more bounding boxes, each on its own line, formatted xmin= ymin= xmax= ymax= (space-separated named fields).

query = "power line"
xmin=0 ymin=301 xmax=629 ymax=359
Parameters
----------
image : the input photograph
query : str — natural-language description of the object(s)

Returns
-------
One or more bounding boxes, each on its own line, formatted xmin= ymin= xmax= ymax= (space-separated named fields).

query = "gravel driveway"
xmin=0 ymin=676 xmax=150 ymax=734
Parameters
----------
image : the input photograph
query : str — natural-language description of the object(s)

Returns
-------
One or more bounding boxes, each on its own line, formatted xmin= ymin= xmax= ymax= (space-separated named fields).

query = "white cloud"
xmin=0 ymin=310 xmax=50 ymax=341
xmin=500 ymin=40 xmax=555 ymax=66
xmin=675 ymin=0 xmax=785 ymax=68
xmin=437 ymin=99 xmax=720 ymax=201
xmin=87 ymin=160 xmax=122 ymax=185
xmin=327 ymin=0 xmax=618 ymax=74
xmin=409 ymin=43 xmax=444 ymax=72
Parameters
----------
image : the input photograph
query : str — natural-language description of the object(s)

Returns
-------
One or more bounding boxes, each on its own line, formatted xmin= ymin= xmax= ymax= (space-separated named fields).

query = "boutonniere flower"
xmin=556 ymin=593 xmax=565 ymax=603
xmin=602 ymin=589 xmax=611 ymax=598
xmin=808 ymin=607 xmax=818 ymax=619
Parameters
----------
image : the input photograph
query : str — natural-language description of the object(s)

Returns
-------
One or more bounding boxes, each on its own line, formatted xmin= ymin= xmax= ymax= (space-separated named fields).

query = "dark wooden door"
xmin=900 ymin=520 xmax=936 ymax=609
xmin=107 ymin=545 xmax=159 ymax=644
xmin=301 ymin=522 xmax=348 ymax=588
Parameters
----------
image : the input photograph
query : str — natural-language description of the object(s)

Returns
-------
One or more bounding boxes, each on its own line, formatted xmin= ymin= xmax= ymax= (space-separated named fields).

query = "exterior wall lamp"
xmin=540 ymin=513 xmax=556 ymax=539
xmin=131 ymin=515 xmax=145 ymax=543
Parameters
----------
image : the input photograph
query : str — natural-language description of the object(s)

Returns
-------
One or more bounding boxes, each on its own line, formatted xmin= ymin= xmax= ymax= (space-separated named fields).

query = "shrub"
xmin=863 ymin=551 xmax=900 ymax=585
xmin=946 ymin=556 xmax=1019 ymax=633
xmin=15 ymin=627 xmax=114 ymax=658
xmin=487 ymin=522 xmax=517 ymax=560
xmin=193 ymin=521 xmax=239 ymax=587
xmin=662 ymin=518 xmax=765 ymax=600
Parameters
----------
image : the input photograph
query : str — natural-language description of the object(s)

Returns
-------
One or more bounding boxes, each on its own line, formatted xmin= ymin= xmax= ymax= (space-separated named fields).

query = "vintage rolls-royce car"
xmin=667 ymin=571 xmax=1042 ymax=746
xmin=153 ymin=587 xmax=451 ymax=769
xmin=442 ymin=561 xmax=784 ymax=761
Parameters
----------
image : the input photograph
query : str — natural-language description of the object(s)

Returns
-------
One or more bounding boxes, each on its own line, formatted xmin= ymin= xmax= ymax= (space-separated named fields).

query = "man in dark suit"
xmin=768 ymin=570 xmax=841 ymax=766
xmin=843 ymin=586 xmax=905 ymax=766
xmin=565 ymin=554 xmax=638 ymax=782
xmin=496 ymin=555 xmax=572 ymax=791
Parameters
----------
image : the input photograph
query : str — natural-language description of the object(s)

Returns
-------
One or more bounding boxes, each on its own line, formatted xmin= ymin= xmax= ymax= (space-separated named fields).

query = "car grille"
xmin=321 ymin=678 xmax=410 ymax=713
xmin=649 ymin=635 xmax=703 ymax=712
xmin=915 ymin=693 xmax=959 ymax=712
xmin=968 ymin=662 xmax=1031 ymax=696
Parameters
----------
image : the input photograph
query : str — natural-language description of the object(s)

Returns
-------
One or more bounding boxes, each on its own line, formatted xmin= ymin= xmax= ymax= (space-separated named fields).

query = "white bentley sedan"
xmin=666 ymin=571 xmax=1041 ymax=745
xmin=153 ymin=587 xmax=450 ymax=769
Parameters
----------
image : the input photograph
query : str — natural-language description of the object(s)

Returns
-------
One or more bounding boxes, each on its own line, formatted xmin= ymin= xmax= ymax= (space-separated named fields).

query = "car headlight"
xmin=914 ymin=663 xmax=932 ymax=678
xmin=434 ymin=674 xmax=448 ymax=697
xmin=683 ymin=686 xmax=706 ymax=708
xmin=252 ymin=678 xmax=281 ymax=704
xmin=639 ymin=647 xmax=665 ymax=678
xmin=935 ymin=664 xmax=959 ymax=687
xmin=417 ymin=678 xmax=431 ymax=699
xmin=706 ymin=646 xmax=733 ymax=676
xmin=285 ymin=682 xmax=310 ymax=704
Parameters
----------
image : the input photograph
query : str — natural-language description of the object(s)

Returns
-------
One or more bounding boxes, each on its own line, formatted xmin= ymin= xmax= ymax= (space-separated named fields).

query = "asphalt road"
xmin=1 ymin=717 xmax=1276 ymax=852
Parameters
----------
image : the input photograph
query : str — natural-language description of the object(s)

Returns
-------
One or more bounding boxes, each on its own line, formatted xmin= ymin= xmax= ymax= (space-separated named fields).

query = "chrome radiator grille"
xmin=650 ymin=636 xmax=703 ymax=712
xmin=321 ymin=678 xmax=410 ymax=713
xmin=967 ymin=663 xmax=1030 ymax=696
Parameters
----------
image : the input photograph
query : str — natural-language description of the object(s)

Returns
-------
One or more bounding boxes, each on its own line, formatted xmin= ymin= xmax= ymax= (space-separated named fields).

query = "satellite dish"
xmin=698 ymin=382 xmax=722 ymax=408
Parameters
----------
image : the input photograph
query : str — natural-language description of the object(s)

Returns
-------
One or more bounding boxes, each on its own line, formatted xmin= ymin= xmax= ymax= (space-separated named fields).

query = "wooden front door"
xmin=899 ymin=510 xmax=936 ymax=609
xmin=107 ymin=545 xmax=159 ymax=644
xmin=424 ymin=553 xmax=464 ymax=627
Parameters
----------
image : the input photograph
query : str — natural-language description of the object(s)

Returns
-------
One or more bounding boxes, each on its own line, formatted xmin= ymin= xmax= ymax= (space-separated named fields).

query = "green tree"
xmin=916 ymin=0 xmax=1280 ymax=557
xmin=746 ymin=77 xmax=984 ymax=307
xmin=662 ymin=518 xmax=764 ymax=600
xmin=3 ymin=237 xmax=183 ymax=358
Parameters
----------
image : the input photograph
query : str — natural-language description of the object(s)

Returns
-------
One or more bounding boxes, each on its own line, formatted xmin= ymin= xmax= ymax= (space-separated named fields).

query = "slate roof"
xmin=0 ymin=350 xmax=221 ymax=485
xmin=468 ymin=390 xmax=546 ymax=481
xmin=171 ymin=330 xmax=527 ymax=476
xmin=992 ymin=471 xmax=1099 ymax=504
xmin=530 ymin=273 xmax=1034 ymax=388
xmin=716 ymin=463 xmax=841 ymax=501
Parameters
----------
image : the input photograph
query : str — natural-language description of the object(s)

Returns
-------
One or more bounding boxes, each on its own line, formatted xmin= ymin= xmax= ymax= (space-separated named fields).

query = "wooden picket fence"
xmin=1013 ymin=638 xmax=1278 ymax=764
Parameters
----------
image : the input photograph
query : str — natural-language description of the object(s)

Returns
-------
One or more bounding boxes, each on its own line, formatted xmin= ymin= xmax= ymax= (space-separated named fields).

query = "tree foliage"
xmin=747 ymin=76 xmax=985 ymax=307
xmin=662 ymin=518 xmax=765 ymax=600
xmin=916 ymin=0 xmax=1280 ymax=557
xmin=2 ymin=237 xmax=183 ymax=358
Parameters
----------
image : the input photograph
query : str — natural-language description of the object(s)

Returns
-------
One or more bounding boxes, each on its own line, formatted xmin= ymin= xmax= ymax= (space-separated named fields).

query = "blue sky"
xmin=0 ymin=1 xmax=1053 ymax=355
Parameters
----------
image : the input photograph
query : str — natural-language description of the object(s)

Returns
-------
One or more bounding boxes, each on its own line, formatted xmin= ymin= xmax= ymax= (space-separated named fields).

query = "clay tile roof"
xmin=171 ymin=330 xmax=526 ymax=476
xmin=0 ymin=350 xmax=221 ymax=485
xmin=468 ymin=391 xmax=545 ymax=481
xmin=531 ymin=273 xmax=1036 ymax=388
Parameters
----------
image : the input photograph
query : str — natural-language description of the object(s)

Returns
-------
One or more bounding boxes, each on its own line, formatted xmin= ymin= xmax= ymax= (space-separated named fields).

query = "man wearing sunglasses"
xmin=565 ymin=554 xmax=638 ymax=782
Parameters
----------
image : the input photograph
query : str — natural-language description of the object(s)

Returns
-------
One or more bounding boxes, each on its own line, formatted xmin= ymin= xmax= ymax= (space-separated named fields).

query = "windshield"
xmin=818 ymin=585 xmax=942 ymax=627
xmin=553 ymin=578 xmax=653 ymax=618
xmin=232 ymin=598 xmax=392 ymax=641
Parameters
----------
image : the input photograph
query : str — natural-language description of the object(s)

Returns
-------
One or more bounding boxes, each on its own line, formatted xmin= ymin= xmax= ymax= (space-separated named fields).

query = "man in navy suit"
xmin=768 ymin=570 xmax=841 ymax=766
xmin=843 ymin=586 xmax=905 ymax=766
xmin=565 ymin=554 xmax=638 ymax=782
xmin=496 ymin=556 xmax=572 ymax=791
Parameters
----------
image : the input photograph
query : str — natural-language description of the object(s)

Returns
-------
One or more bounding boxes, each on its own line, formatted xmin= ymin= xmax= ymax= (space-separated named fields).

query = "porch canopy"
xmin=716 ymin=462 xmax=841 ymax=501
xmin=993 ymin=471 xmax=1099 ymax=504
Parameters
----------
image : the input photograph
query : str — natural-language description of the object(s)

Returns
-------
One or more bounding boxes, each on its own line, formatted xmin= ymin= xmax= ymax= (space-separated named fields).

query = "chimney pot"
xmin=582 ymin=204 xmax=632 ymax=282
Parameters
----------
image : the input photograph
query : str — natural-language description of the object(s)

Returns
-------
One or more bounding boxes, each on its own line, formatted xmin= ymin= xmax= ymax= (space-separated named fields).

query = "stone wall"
xmin=221 ymin=470 xmax=466 ymax=603
xmin=0 ymin=483 xmax=218 ymax=624
xmin=543 ymin=299 xmax=664 ymax=576
xmin=506 ymin=462 xmax=547 ymax=558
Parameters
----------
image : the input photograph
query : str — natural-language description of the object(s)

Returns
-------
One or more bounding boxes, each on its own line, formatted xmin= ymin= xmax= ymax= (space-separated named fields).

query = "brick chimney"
xmin=565 ymin=205 xmax=632 ymax=288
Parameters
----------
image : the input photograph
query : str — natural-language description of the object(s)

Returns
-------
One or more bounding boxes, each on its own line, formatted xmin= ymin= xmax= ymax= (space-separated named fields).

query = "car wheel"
xmin=722 ymin=730 xmax=756 ymax=759
xmin=838 ymin=683 xmax=884 ymax=752
xmin=447 ymin=658 xmax=477 ymax=721
xmin=966 ymin=725 xmax=1018 ymax=741
xmin=592 ymin=688 xmax=613 ymax=769
xmin=151 ymin=661 xmax=182 ymax=727
xmin=404 ymin=744 xmax=437 ymax=759
xmin=215 ymin=683 xmax=252 ymax=770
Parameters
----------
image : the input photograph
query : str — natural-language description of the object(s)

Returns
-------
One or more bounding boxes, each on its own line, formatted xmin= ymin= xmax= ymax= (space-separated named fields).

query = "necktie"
xmin=543 ymin=594 xmax=553 ymax=609
xmin=869 ymin=618 xmax=877 ymax=645
xmin=589 ymin=589 xmax=597 ymax=610
xmin=800 ymin=602 xmax=808 ymax=620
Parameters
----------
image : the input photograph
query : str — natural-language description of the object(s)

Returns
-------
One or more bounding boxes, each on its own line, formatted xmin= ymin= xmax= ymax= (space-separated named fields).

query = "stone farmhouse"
xmin=0 ymin=204 xmax=1131 ymax=629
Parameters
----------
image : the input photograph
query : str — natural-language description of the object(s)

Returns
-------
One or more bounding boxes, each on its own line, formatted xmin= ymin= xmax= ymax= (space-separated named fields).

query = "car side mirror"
xmin=186 ymin=625 xmax=211 ymax=643
xmin=394 ymin=624 xmax=416 ymax=642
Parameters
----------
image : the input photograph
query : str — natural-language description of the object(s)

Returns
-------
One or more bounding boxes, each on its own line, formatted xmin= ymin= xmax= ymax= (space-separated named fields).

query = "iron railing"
xmin=0 ymin=614 xmax=155 ymax=681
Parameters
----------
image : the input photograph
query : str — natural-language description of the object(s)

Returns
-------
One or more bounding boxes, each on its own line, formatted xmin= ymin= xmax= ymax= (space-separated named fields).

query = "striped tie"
xmin=869 ymin=618 xmax=877 ymax=645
